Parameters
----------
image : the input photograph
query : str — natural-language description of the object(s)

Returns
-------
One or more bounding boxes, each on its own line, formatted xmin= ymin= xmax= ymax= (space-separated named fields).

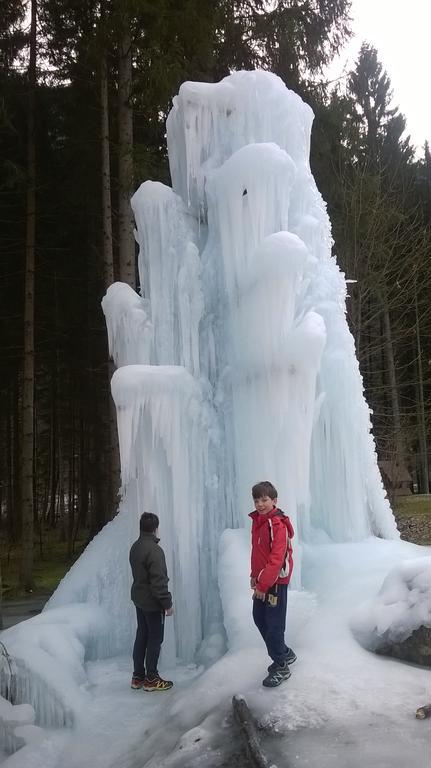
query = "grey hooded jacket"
xmin=129 ymin=532 xmax=172 ymax=612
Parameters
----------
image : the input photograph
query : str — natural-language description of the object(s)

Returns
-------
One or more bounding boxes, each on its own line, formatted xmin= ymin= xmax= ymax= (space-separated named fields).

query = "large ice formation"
xmin=72 ymin=67 xmax=398 ymax=656
xmin=1 ymin=71 xmax=398 ymax=739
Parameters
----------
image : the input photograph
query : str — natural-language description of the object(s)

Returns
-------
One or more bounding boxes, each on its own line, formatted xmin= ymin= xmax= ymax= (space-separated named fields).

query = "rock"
xmin=351 ymin=558 xmax=431 ymax=667
xmin=376 ymin=625 xmax=431 ymax=667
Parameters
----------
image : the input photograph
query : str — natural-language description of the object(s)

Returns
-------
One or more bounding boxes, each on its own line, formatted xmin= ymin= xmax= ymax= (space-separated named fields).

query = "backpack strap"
xmin=268 ymin=513 xmax=290 ymax=578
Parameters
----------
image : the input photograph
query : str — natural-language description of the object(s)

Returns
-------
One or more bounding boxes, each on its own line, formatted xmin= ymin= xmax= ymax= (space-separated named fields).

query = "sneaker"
xmin=143 ymin=675 xmax=173 ymax=692
xmin=267 ymin=647 xmax=297 ymax=674
xmin=131 ymin=677 xmax=145 ymax=690
xmin=262 ymin=662 xmax=291 ymax=688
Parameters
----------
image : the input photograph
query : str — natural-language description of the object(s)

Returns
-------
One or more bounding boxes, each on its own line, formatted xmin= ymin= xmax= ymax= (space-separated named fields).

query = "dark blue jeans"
xmin=132 ymin=607 xmax=165 ymax=679
xmin=252 ymin=583 xmax=289 ymax=666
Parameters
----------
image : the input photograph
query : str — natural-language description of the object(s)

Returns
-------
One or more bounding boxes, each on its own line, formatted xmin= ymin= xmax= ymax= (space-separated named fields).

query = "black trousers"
xmin=132 ymin=606 xmax=165 ymax=679
xmin=252 ymin=583 xmax=289 ymax=666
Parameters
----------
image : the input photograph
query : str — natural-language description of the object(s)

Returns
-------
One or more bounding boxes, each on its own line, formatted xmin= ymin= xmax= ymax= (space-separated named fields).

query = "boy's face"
xmin=254 ymin=495 xmax=277 ymax=515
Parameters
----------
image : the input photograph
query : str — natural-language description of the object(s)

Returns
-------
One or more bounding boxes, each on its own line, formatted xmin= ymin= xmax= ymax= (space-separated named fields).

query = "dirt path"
xmin=394 ymin=494 xmax=431 ymax=545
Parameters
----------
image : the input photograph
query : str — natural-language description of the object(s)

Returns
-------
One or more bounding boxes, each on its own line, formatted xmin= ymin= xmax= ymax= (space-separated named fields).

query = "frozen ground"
xmin=3 ymin=535 xmax=431 ymax=768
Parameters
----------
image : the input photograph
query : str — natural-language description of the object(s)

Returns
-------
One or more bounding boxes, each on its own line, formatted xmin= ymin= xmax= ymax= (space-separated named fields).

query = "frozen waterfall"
xmin=105 ymin=68 xmax=397 ymax=658
xmin=1 ymin=70 xmax=398 ymax=740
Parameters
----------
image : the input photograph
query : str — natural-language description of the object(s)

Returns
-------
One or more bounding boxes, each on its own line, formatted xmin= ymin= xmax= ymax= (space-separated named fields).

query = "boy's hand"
xmin=250 ymin=577 xmax=256 ymax=589
xmin=253 ymin=589 xmax=265 ymax=600
xmin=165 ymin=607 xmax=174 ymax=616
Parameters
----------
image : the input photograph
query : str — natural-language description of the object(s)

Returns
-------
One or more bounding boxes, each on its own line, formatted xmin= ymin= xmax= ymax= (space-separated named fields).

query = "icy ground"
xmin=3 ymin=535 xmax=431 ymax=768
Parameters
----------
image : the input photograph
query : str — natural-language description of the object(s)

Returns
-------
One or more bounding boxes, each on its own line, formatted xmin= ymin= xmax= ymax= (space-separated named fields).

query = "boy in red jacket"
xmin=250 ymin=481 xmax=296 ymax=687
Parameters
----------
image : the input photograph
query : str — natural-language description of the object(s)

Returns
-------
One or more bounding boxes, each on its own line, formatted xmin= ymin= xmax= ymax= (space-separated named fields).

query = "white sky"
xmin=329 ymin=0 xmax=431 ymax=152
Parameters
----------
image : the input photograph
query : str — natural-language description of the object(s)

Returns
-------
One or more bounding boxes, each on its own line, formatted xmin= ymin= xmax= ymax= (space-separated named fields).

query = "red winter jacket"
xmin=249 ymin=507 xmax=294 ymax=593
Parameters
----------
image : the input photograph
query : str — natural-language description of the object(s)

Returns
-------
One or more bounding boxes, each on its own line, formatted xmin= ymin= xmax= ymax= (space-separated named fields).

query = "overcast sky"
xmin=329 ymin=0 xmax=430 ymax=152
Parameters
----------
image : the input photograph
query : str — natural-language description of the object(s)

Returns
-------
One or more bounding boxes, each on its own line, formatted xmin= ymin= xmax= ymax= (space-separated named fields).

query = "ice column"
xmin=166 ymin=69 xmax=397 ymax=543
xmin=111 ymin=365 xmax=217 ymax=660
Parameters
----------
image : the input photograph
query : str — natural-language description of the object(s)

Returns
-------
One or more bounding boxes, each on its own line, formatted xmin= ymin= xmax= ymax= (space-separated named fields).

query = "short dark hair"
xmin=252 ymin=481 xmax=278 ymax=500
xmin=139 ymin=512 xmax=159 ymax=533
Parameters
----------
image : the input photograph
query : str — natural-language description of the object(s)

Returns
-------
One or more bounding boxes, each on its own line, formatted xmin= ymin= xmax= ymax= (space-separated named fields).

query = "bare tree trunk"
xmin=58 ymin=480 xmax=66 ymax=543
xmin=6 ymin=386 xmax=14 ymax=542
xmin=100 ymin=29 xmax=120 ymax=517
xmin=382 ymin=302 xmax=404 ymax=468
xmin=117 ymin=9 xmax=135 ymax=288
xmin=33 ymin=399 xmax=40 ymax=555
xmin=67 ymin=403 xmax=76 ymax=558
xmin=12 ymin=378 xmax=21 ymax=542
xmin=100 ymin=48 xmax=114 ymax=286
xmin=19 ymin=0 xmax=37 ymax=591
xmin=415 ymin=280 xmax=429 ymax=493
xmin=47 ymin=381 xmax=57 ymax=527
xmin=354 ymin=288 xmax=362 ymax=354
xmin=74 ymin=417 xmax=88 ymax=550
xmin=363 ymin=295 xmax=373 ymax=392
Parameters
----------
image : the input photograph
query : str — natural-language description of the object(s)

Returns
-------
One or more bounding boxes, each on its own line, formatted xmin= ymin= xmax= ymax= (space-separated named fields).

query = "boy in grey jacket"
xmin=129 ymin=512 xmax=173 ymax=691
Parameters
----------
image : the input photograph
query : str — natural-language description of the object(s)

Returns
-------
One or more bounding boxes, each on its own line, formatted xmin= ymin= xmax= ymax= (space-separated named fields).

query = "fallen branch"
xmin=232 ymin=694 xmax=278 ymax=768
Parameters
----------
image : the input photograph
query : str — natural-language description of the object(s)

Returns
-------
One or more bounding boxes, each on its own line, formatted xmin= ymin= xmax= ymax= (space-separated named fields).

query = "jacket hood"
xmin=249 ymin=507 xmax=294 ymax=538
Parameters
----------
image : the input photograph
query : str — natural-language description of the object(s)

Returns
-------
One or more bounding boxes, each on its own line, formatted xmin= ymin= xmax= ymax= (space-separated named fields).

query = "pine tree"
xmin=19 ymin=0 xmax=37 ymax=591
xmin=247 ymin=0 xmax=352 ymax=95
xmin=348 ymin=43 xmax=413 ymax=170
xmin=323 ymin=43 xmax=430 ymax=495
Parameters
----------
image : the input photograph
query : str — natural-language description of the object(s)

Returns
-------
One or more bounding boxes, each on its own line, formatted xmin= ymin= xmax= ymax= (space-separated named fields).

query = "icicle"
xmin=102 ymin=282 xmax=152 ymax=367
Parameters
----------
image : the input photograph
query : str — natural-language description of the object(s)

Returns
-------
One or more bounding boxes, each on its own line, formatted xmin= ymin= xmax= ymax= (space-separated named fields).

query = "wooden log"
xmin=232 ymin=695 xmax=278 ymax=768
xmin=415 ymin=704 xmax=431 ymax=719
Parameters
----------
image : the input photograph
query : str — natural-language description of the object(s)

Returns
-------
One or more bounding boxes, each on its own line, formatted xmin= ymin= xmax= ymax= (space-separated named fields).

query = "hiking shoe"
xmin=131 ymin=677 xmax=145 ymax=690
xmin=262 ymin=662 xmax=291 ymax=688
xmin=267 ymin=648 xmax=297 ymax=674
xmin=143 ymin=675 xmax=173 ymax=692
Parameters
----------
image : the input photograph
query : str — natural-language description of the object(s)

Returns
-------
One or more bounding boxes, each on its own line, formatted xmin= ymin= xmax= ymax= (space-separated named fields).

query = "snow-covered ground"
xmin=3 ymin=534 xmax=431 ymax=768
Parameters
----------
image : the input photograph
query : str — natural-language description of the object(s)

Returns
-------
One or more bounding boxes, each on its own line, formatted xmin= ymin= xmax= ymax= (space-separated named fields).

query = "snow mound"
xmin=351 ymin=556 xmax=431 ymax=649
